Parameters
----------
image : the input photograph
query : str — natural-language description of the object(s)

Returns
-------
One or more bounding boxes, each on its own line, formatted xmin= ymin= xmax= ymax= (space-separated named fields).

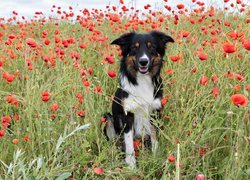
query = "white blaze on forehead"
xmin=139 ymin=53 xmax=149 ymax=60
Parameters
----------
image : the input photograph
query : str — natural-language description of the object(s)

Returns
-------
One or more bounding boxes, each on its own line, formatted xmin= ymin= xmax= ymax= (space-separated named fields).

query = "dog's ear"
xmin=150 ymin=31 xmax=174 ymax=56
xmin=111 ymin=32 xmax=135 ymax=46
xmin=111 ymin=32 xmax=135 ymax=56
xmin=150 ymin=30 xmax=174 ymax=45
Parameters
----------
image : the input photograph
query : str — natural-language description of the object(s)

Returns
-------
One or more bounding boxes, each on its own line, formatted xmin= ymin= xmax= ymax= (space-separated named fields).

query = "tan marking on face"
xmin=147 ymin=41 xmax=152 ymax=48
xmin=135 ymin=42 xmax=140 ymax=48
xmin=126 ymin=56 xmax=137 ymax=78
xmin=150 ymin=54 xmax=163 ymax=77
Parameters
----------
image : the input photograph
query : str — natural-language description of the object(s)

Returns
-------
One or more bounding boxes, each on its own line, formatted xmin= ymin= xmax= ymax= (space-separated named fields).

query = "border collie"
xmin=104 ymin=31 xmax=174 ymax=168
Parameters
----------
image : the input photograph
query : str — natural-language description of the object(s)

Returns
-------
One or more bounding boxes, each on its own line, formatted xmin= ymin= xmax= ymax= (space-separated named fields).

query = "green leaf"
xmin=55 ymin=172 xmax=71 ymax=180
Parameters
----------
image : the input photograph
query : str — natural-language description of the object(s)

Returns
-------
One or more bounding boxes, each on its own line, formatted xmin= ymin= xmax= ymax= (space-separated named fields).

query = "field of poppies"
xmin=0 ymin=0 xmax=249 ymax=179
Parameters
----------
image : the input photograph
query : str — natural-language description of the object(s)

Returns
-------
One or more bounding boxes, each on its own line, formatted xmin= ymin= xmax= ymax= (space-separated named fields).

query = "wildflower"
xmin=100 ymin=117 xmax=106 ymax=123
xmin=243 ymin=39 xmax=250 ymax=50
xmin=168 ymin=155 xmax=175 ymax=162
xmin=196 ymin=174 xmax=205 ymax=180
xmin=2 ymin=116 xmax=11 ymax=127
xmin=26 ymin=38 xmax=37 ymax=48
xmin=50 ymin=103 xmax=59 ymax=111
xmin=192 ymin=67 xmax=197 ymax=73
xmin=177 ymin=4 xmax=184 ymax=9
xmin=213 ymin=87 xmax=219 ymax=97
xmin=50 ymin=114 xmax=57 ymax=119
xmin=169 ymin=54 xmax=182 ymax=62
xmin=24 ymin=135 xmax=29 ymax=142
xmin=93 ymin=167 xmax=103 ymax=175
xmin=230 ymin=94 xmax=248 ymax=107
xmin=94 ymin=86 xmax=102 ymax=93
xmin=161 ymin=98 xmax=168 ymax=105
xmin=77 ymin=110 xmax=85 ymax=117
xmin=79 ymin=43 xmax=86 ymax=49
xmin=133 ymin=139 xmax=142 ymax=151
xmin=13 ymin=114 xmax=19 ymax=121
xmin=0 ymin=129 xmax=5 ymax=138
xmin=234 ymin=84 xmax=241 ymax=92
xmin=12 ymin=139 xmax=19 ymax=144
xmin=41 ymin=91 xmax=50 ymax=102
xmin=2 ymin=73 xmax=15 ymax=83
xmin=211 ymin=75 xmax=218 ymax=82
xmin=108 ymin=70 xmax=116 ymax=78
xmin=105 ymin=54 xmax=115 ymax=64
xmin=200 ymin=76 xmax=208 ymax=86
xmin=181 ymin=30 xmax=190 ymax=37
xmin=246 ymin=84 xmax=250 ymax=91
xmin=223 ymin=42 xmax=236 ymax=53
xmin=198 ymin=52 xmax=207 ymax=60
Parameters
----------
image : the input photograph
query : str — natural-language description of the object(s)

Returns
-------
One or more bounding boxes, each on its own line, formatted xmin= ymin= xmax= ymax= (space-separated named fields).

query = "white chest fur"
xmin=121 ymin=73 xmax=162 ymax=137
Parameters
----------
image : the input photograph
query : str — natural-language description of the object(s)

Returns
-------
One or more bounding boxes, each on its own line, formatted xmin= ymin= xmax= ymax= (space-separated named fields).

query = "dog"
xmin=104 ymin=31 xmax=174 ymax=168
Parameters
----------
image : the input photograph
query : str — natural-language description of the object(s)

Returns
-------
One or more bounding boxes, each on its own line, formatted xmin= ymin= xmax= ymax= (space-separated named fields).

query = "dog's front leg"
xmin=150 ymin=109 xmax=161 ymax=155
xmin=124 ymin=129 xmax=136 ymax=169
xmin=150 ymin=125 xmax=158 ymax=155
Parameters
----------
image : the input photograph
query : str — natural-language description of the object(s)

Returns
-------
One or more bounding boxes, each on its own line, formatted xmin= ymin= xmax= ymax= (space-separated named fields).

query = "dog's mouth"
xmin=139 ymin=67 xmax=149 ymax=74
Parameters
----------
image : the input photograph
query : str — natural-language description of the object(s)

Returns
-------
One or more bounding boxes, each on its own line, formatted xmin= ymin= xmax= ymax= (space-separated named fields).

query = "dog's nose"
xmin=139 ymin=58 xmax=149 ymax=66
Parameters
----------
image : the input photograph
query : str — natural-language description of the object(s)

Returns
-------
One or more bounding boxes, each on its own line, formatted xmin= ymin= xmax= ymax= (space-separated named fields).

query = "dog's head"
xmin=111 ymin=31 xmax=174 ymax=76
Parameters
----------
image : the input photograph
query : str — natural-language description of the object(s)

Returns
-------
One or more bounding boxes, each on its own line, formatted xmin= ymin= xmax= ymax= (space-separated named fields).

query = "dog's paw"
xmin=150 ymin=98 xmax=162 ymax=111
xmin=125 ymin=155 xmax=136 ymax=169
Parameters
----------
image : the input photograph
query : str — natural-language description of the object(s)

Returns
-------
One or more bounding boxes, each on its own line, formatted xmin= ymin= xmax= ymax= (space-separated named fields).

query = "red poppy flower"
xmin=211 ymin=75 xmax=218 ymax=82
xmin=79 ymin=43 xmax=86 ymax=49
xmin=246 ymin=84 xmax=250 ymax=91
xmin=24 ymin=135 xmax=29 ymax=142
xmin=200 ymin=76 xmax=208 ymax=86
xmin=161 ymin=98 xmax=168 ymax=105
xmin=94 ymin=86 xmax=102 ymax=93
xmin=77 ymin=109 xmax=85 ymax=117
xmin=181 ymin=30 xmax=190 ymax=37
xmin=100 ymin=117 xmax=106 ymax=123
xmin=50 ymin=103 xmax=59 ymax=111
xmin=26 ymin=38 xmax=37 ymax=48
xmin=105 ymin=54 xmax=115 ymax=64
xmin=44 ymin=38 xmax=50 ymax=45
xmin=0 ymin=60 xmax=3 ymax=67
xmin=12 ymin=139 xmax=19 ymax=144
xmin=213 ymin=87 xmax=219 ymax=97
xmin=223 ymin=42 xmax=236 ymax=53
xmin=42 ymin=96 xmax=50 ymax=102
xmin=196 ymin=174 xmax=205 ymax=180
xmin=2 ymin=116 xmax=11 ymax=127
xmin=169 ymin=54 xmax=182 ymax=62
xmin=243 ymin=39 xmax=250 ymax=50
xmin=0 ymin=129 xmax=5 ymax=138
xmin=198 ymin=52 xmax=207 ymax=60
xmin=2 ymin=73 xmax=15 ymax=83
xmin=177 ymin=4 xmax=184 ymax=9
xmin=50 ymin=114 xmax=57 ymax=119
xmin=6 ymin=94 xmax=14 ymax=103
xmin=230 ymin=94 xmax=248 ymax=107
xmin=192 ymin=67 xmax=197 ymax=73
xmin=93 ymin=167 xmax=103 ymax=175
xmin=13 ymin=114 xmax=19 ymax=121
xmin=41 ymin=91 xmax=50 ymax=102
xmin=83 ymin=80 xmax=90 ymax=87
xmin=108 ymin=70 xmax=116 ymax=78
xmin=133 ymin=139 xmax=142 ymax=151
xmin=168 ymin=155 xmax=175 ymax=162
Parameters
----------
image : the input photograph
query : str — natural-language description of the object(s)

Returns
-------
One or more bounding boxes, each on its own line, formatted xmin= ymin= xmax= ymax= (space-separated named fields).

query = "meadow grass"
xmin=0 ymin=7 xmax=249 ymax=180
